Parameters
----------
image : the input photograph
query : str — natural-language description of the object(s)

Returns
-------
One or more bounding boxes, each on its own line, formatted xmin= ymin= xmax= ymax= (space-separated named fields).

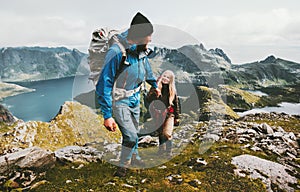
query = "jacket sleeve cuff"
xmin=102 ymin=109 xmax=112 ymax=119
xmin=103 ymin=113 xmax=112 ymax=120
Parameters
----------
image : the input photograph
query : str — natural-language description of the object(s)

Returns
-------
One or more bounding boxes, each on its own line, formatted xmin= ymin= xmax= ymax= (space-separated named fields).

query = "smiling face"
xmin=161 ymin=71 xmax=172 ymax=85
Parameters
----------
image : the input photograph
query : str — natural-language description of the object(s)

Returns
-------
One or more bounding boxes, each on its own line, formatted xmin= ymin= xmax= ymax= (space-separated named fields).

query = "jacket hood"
xmin=118 ymin=30 xmax=137 ymax=52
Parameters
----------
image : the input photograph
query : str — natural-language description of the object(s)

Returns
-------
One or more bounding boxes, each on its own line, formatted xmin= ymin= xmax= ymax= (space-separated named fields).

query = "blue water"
xmin=1 ymin=76 xmax=196 ymax=122
xmin=3 ymin=75 xmax=299 ymax=122
xmin=237 ymin=102 xmax=300 ymax=117
xmin=1 ymin=76 xmax=94 ymax=122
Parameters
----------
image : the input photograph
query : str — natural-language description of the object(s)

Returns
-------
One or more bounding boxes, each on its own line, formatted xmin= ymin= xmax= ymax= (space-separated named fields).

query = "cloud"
xmin=184 ymin=8 xmax=300 ymax=47
xmin=176 ymin=8 xmax=300 ymax=63
xmin=0 ymin=14 xmax=90 ymax=49
xmin=1 ymin=4 xmax=299 ymax=63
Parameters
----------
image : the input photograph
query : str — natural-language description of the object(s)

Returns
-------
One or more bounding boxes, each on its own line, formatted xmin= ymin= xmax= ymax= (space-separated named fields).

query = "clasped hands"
xmin=155 ymin=88 xmax=161 ymax=97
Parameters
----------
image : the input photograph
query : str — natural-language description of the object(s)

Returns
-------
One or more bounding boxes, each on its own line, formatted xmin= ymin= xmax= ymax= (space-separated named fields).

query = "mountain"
xmin=1 ymin=45 xmax=299 ymax=90
xmin=150 ymin=43 xmax=231 ymax=70
xmin=227 ymin=55 xmax=300 ymax=88
xmin=0 ymin=47 xmax=87 ymax=82
xmin=149 ymin=45 xmax=300 ymax=89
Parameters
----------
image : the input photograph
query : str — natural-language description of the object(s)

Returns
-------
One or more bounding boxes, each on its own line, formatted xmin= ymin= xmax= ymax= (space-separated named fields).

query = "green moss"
xmin=0 ymin=122 xmax=13 ymax=134
xmin=197 ymin=86 xmax=240 ymax=120
xmin=258 ymin=83 xmax=300 ymax=106
xmin=222 ymin=85 xmax=261 ymax=104
xmin=3 ymin=179 xmax=23 ymax=191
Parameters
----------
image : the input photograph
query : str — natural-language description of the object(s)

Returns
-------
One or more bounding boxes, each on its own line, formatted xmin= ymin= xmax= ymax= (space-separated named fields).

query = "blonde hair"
xmin=157 ymin=70 xmax=177 ymax=105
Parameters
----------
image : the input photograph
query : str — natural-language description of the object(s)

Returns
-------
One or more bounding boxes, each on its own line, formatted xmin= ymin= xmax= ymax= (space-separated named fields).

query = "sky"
xmin=1 ymin=0 xmax=300 ymax=64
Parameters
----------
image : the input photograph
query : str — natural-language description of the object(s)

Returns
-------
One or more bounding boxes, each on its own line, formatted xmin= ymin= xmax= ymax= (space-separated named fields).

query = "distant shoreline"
xmin=2 ymin=75 xmax=77 ymax=84
xmin=0 ymin=82 xmax=35 ymax=101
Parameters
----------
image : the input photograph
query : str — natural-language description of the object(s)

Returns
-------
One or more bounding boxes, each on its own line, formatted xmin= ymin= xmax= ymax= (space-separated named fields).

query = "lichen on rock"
xmin=0 ymin=101 xmax=122 ymax=154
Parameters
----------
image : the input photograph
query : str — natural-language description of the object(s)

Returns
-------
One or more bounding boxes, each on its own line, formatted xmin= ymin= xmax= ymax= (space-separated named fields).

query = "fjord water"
xmin=1 ymin=76 xmax=300 ymax=122
xmin=2 ymin=76 xmax=94 ymax=122
xmin=1 ymin=76 xmax=196 ymax=122
xmin=237 ymin=102 xmax=300 ymax=117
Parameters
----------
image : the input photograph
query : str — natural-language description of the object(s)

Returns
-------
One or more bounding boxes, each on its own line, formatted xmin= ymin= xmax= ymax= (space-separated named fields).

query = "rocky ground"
xmin=0 ymin=101 xmax=299 ymax=191
xmin=195 ymin=113 xmax=300 ymax=192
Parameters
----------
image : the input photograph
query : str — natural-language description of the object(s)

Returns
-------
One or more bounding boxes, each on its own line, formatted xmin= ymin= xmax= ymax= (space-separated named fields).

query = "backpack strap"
xmin=109 ymin=34 xmax=129 ymax=79
xmin=111 ymin=35 xmax=128 ymax=64
xmin=111 ymin=36 xmax=149 ymax=103
xmin=111 ymin=35 xmax=126 ymax=57
xmin=111 ymin=37 xmax=130 ymax=104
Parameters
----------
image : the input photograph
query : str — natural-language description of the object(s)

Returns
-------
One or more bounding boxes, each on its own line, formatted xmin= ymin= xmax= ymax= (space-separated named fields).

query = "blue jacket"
xmin=96 ymin=31 xmax=157 ymax=119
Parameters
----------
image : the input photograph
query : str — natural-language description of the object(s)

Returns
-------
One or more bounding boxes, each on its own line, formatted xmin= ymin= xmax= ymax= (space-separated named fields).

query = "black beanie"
xmin=127 ymin=12 xmax=153 ymax=40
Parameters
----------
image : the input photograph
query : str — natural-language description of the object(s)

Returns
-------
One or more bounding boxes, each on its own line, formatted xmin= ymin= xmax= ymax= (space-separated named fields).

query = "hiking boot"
xmin=131 ymin=158 xmax=145 ymax=167
xmin=165 ymin=151 xmax=172 ymax=159
xmin=157 ymin=149 xmax=165 ymax=156
xmin=131 ymin=154 xmax=146 ymax=167
xmin=157 ymin=144 xmax=166 ymax=156
xmin=114 ymin=167 xmax=127 ymax=177
xmin=114 ymin=160 xmax=131 ymax=177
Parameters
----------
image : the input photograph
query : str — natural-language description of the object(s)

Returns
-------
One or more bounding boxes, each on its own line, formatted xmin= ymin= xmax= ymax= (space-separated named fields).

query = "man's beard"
xmin=136 ymin=44 xmax=147 ymax=53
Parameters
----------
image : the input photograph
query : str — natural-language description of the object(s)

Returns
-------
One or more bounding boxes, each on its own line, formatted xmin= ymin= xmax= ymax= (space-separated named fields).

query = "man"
xmin=96 ymin=12 xmax=159 ymax=177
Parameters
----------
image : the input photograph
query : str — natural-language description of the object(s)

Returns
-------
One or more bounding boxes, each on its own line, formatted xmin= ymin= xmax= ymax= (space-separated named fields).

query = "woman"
xmin=147 ymin=70 xmax=180 ymax=158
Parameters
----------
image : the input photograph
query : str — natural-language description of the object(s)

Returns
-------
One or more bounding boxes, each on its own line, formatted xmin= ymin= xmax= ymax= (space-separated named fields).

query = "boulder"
xmin=54 ymin=146 xmax=104 ymax=163
xmin=232 ymin=154 xmax=297 ymax=192
xmin=0 ymin=147 xmax=55 ymax=174
xmin=0 ymin=104 xmax=15 ymax=123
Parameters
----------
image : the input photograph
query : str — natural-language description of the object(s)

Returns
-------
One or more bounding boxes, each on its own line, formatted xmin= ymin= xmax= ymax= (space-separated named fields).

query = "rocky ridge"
xmin=149 ymin=45 xmax=300 ymax=89
xmin=0 ymin=104 xmax=15 ymax=123
xmin=191 ymin=113 xmax=300 ymax=192
xmin=1 ymin=46 xmax=299 ymax=91
xmin=227 ymin=56 xmax=300 ymax=88
xmin=0 ymin=101 xmax=122 ymax=190
xmin=0 ymin=101 xmax=121 ymax=154
xmin=0 ymin=47 xmax=86 ymax=82
xmin=0 ymin=101 xmax=299 ymax=191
